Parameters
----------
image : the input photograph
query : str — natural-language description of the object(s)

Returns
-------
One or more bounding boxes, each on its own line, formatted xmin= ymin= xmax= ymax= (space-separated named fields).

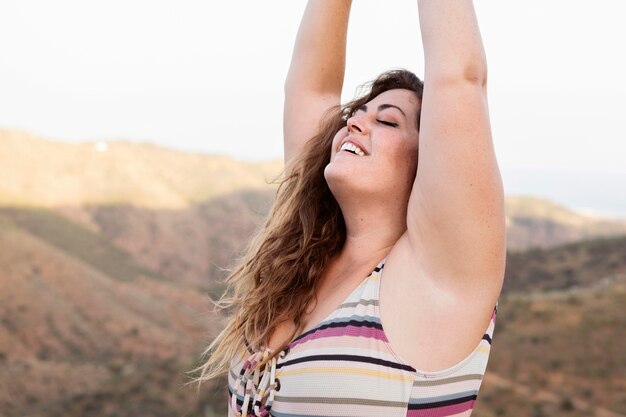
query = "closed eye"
xmin=377 ymin=119 xmax=398 ymax=128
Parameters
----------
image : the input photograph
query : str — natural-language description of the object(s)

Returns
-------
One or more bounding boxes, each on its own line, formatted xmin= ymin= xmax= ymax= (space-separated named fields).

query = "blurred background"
xmin=0 ymin=1 xmax=625 ymax=416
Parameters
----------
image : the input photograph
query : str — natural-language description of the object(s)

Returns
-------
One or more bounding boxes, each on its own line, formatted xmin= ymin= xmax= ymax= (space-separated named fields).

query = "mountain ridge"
xmin=0 ymin=128 xmax=284 ymax=209
xmin=1 ymin=127 xmax=626 ymax=416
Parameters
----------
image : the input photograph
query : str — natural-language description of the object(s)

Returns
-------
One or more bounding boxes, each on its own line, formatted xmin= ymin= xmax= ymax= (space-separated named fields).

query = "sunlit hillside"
xmin=0 ymin=128 xmax=283 ymax=209
xmin=505 ymin=195 xmax=626 ymax=251
xmin=1 ymin=128 xmax=625 ymax=417
xmin=3 ymin=129 xmax=626 ymax=257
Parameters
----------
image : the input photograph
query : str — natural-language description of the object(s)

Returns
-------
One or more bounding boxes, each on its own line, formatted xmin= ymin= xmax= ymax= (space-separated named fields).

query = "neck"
xmin=335 ymin=194 xmax=409 ymax=264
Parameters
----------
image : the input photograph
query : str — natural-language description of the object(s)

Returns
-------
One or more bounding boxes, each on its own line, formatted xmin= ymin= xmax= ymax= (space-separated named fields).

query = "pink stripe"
xmin=290 ymin=324 xmax=387 ymax=348
xmin=406 ymin=399 xmax=475 ymax=417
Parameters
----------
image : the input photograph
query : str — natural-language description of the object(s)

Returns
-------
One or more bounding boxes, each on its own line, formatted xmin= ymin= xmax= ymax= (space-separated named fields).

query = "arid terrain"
xmin=1 ymin=128 xmax=625 ymax=417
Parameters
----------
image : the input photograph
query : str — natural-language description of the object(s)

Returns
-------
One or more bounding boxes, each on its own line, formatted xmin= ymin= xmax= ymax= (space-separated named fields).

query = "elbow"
xmin=428 ymin=61 xmax=488 ymax=88
xmin=462 ymin=49 xmax=488 ymax=86
xmin=463 ymin=63 xmax=487 ymax=87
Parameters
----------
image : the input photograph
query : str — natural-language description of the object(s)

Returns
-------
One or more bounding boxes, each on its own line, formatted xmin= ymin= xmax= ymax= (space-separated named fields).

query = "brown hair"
xmin=187 ymin=68 xmax=424 ymax=389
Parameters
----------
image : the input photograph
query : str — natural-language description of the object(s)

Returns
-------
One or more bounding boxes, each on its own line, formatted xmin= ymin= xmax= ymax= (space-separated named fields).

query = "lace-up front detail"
xmin=230 ymin=346 xmax=289 ymax=417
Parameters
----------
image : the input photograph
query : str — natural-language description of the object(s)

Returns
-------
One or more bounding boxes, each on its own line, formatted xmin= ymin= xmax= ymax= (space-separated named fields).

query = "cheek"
xmin=392 ymin=140 xmax=419 ymax=172
xmin=389 ymin=137 xmax=416 ymax=158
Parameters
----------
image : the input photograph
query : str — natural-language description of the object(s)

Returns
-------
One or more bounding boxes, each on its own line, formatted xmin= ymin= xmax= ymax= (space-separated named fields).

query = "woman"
xmin=190 ymin=1 xmax=505 ymax=416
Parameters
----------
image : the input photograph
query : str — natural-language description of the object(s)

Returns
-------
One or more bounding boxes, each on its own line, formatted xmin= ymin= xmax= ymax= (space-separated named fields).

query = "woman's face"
xmin=324 ymin=88 xmax=421 ymax=202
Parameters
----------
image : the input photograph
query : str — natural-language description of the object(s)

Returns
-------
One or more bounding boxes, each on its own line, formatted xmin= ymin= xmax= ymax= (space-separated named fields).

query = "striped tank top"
xmin=228 ymin=256 xmax=498 ymax=417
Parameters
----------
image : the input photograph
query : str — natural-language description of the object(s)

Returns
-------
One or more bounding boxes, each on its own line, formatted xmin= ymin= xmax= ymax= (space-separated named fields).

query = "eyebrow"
xmin=356 ymin=103 xmax=407 ymax=118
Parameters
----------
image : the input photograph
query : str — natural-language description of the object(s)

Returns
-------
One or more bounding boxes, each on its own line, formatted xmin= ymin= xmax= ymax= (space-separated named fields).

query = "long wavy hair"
xmin=187 ymin=68 xmax=424 ymax=388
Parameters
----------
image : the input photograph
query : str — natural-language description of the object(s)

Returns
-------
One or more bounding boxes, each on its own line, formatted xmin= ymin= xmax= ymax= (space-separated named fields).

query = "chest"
xmin=228 ymin=277 xmax=417 ymax=417
xmin=266 ymin=271 xmax=375 ymax=350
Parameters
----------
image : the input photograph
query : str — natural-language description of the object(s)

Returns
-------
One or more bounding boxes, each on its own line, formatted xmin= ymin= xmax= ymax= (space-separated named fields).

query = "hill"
xmin=505 ymin=195 xmax=626 ymax=251
xmin=475 ymin=271 xmax=626 ymax=417
xmin=2 ymin=128 xmax=626 ymax=262
xmin=0 ymin=214 xmax=221 ymax=416
xmin=503 ymin=234 xmax=626 ymax=293
xmin=1 ymin=128 xmax=626 ymax=416
xmin=0 ymin=128 xmax=283 ymax=209
xmin=3 ymin=212 xmax=625 ymax=416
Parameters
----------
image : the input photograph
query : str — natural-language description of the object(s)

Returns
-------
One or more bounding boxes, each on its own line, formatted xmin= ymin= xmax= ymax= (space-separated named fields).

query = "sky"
xmin=1 ymin=1 xmax=625 ymax=218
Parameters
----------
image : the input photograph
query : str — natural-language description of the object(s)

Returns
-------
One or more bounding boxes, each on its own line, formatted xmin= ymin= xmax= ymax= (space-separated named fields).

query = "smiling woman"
xmin=188 ymin=1 xmax=505 ymax=416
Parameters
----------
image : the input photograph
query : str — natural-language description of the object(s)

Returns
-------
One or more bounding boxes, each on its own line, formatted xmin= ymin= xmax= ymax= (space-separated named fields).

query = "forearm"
xmin=285 ymin=0 xmax=352 ymax=94
xmin=418 ymin=0 xmax=487 ymax=83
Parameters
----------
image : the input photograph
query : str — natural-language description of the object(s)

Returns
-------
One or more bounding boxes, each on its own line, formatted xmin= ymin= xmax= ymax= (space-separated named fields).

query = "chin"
xmin=324 ymin=157 xmax=352 ymax=184
xmin=324 ymin=162 xmax=379 ymax=200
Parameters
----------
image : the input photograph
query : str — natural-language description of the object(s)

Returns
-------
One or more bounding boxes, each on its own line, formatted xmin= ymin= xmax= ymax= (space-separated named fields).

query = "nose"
xmin=347 ymin=113 xmax=367 ymax=135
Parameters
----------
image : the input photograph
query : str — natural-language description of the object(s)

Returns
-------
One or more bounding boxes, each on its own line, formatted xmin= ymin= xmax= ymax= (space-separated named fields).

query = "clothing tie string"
xmin=231 ymin=347 xmax=289 ymax=417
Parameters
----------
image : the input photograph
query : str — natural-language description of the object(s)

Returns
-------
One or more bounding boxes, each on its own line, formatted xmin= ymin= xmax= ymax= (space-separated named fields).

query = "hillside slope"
xmin=0 ymin=216 xmax=220 ymax=416
xmin=0 ymin=128 xmax=283 ymax=209
xmin=475 ymin=274 xmax=626 ymax=416
xmin=1 ymin=128 xmax=626 ymax=416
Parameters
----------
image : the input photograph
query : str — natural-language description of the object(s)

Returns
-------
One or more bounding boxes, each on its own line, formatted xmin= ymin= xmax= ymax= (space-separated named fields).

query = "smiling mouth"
xmin=339 ymin=141 xmax=367 ymax=156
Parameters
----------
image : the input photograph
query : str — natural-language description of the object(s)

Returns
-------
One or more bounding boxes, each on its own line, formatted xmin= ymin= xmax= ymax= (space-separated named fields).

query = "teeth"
xmin=340 ymin=142 xmax=365 ymax=156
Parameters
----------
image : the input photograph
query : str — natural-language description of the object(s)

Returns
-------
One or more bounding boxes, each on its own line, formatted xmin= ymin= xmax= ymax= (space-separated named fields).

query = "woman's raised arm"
xmin=407 ymin=1 xmax=506 ymax=290
xmin=283 ymin=0 xmax=352 ymax=168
